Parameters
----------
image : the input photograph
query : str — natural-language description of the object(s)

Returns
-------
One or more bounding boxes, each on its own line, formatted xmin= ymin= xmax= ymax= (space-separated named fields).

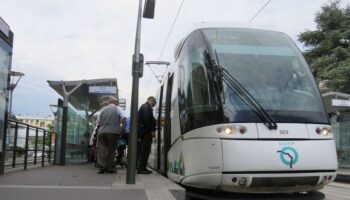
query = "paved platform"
xmin=0 ymin=163 xmax=185 ymax=200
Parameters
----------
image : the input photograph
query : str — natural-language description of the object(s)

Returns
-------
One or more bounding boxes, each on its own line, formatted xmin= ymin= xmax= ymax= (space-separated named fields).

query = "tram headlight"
xmin=316 ymin=126 xmax=332 ymax=136
xmin=216 ymin=125 xmax=247 ymax=136
xmin=217 ymin=127 xmax=234 ymax=135
xmin=321 ymin=128 xmax=332 ymax=136
xmin=224 ymin=127 xmax=232 ymax=135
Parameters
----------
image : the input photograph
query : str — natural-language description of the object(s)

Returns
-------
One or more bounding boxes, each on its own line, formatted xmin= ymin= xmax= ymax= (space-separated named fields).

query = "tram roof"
xmin=191 ymin=21 xmax=278 ymax=32
xmin=174 ymin=21 xmax=280 ymax=59
xmin=47 ymin=78 xmax=118 ymax=112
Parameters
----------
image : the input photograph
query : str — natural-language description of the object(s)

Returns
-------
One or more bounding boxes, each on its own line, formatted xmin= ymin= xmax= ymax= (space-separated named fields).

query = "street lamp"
xmin=8 ymin=71 xmax=24 ymax=117
xmin=127 ymin=0 xmax=156 ymax=184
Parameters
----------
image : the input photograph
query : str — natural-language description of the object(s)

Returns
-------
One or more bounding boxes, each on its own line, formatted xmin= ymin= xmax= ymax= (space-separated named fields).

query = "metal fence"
xmin=3 ymin=119 xmax=56 ymax=172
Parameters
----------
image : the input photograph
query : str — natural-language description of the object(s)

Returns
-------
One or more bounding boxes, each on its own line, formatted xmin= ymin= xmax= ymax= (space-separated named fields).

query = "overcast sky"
xmin=0 ymin=0 xmax=346 ymax=117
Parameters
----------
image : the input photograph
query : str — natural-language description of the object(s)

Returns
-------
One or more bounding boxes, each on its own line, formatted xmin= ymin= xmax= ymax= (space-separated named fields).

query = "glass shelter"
xmin=48 ymin=78 xmax=118 ymax=164
xmin=323 ymin=92 xmax=350 ymax=168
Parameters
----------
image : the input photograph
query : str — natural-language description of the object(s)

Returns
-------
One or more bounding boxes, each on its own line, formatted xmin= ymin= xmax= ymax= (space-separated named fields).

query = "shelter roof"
xmin=47 ymin=78 xmax=118 ymax=112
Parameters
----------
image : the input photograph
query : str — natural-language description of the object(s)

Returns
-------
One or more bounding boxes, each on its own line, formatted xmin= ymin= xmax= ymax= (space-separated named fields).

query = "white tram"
xmin=148 ymin=22 xmax=337 ymax=193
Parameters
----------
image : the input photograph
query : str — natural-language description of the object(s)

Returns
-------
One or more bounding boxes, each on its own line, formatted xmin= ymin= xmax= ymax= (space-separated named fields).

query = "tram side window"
xmin=178 ymin=31 xmax=221 ymax=133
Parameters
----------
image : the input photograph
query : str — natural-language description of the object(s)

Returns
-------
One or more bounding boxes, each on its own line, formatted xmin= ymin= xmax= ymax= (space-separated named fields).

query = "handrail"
xmin=3 ymin=119 xmax=56 ymax=172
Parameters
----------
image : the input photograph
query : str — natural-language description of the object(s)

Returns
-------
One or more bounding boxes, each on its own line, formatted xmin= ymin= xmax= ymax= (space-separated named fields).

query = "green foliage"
xmin=47 ymin=124 xmax=55 ymax=133
xmin=8 ymin=114 xmax=17 ymax=120
xmin=298 ymin=0 xmax=350 ymax=93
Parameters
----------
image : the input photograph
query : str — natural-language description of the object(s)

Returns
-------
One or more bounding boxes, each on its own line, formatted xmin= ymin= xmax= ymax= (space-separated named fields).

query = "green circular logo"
xmin=277 ymin=146 xmax=299 ymax=168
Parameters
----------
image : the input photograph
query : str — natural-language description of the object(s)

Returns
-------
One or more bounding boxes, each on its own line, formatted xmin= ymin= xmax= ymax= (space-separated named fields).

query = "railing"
xmin=3 ymin=119 xmax=56 ymax=172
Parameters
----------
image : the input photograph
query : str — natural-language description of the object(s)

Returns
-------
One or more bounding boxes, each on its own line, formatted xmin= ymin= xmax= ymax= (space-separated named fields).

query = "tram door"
xmin=158 ymin=74 xmax=173 ymax=175
xmin=154 ymin=85 xmax=163 ymax=171
xmin=158 ymin=80 xmax=167 ymax=174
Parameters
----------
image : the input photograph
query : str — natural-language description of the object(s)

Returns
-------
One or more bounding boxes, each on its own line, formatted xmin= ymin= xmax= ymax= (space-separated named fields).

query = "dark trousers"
xmin=97 ymin=133 xmax=119 ymax=170
xmin=137 ymin=133 xmax=152 ymax=170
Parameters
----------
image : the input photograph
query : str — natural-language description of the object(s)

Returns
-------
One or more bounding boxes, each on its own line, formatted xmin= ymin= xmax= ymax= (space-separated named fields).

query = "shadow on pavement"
xmin=185 ymin=187 xmax=325 ymax=200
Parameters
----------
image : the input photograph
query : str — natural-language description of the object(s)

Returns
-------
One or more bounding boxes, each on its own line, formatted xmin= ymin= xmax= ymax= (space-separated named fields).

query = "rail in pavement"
xmin=0 ymin=163 xmax=185 ymax=200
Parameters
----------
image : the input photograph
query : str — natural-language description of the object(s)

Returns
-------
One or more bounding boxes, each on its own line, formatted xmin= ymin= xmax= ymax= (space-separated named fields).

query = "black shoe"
xmin=106 ymin=169 xmax=117 ymax=174
xmin=137 ymin=169 xmax=152 ymax=174
xmin=97 ymin=169 xmax=106 ymax=174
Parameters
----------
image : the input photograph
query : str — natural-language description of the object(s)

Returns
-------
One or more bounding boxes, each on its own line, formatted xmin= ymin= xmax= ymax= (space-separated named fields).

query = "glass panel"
xmin=0 ymin=38 xmax=11 ymax=153
xmin=65 ymin=104 xmax=88 ymax=163
xmin=55 ymin=103 xmax=88 ymax=164
xmin=332 ymin=112 xmax=350 ymax=167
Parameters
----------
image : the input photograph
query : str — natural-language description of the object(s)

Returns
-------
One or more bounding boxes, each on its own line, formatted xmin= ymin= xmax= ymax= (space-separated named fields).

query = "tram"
xmin=148 ymin=22 xmax=337 ymax=193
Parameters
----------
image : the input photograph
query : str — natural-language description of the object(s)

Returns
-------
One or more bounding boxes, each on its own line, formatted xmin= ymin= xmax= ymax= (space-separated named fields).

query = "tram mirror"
xmin=143 ymin=0 xmax=156 ymax=19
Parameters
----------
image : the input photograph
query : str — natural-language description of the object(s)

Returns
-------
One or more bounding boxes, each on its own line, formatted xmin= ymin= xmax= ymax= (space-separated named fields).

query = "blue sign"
xmin=277 ymin=146 xmax=299 ymax=168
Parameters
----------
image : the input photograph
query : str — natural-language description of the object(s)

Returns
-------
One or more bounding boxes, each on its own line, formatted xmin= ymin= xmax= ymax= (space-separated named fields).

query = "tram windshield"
xmin=203 ymin=28 xmax=328 ymax=124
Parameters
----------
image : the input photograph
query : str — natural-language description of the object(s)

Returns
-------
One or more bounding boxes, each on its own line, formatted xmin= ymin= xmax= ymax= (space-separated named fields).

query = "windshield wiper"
xmin=212 ymin=51 xmax=278 ymax=130
xmin=203 ymin=50 xmax=223 ymax=104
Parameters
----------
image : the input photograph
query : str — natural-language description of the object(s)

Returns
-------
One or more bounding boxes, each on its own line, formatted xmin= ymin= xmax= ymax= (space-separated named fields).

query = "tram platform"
xmin=0 ymin=163 xmax=185 ymax=200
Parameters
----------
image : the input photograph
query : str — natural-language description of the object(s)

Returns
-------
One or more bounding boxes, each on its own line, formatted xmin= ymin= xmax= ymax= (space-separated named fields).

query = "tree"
xmin=298 ymin=0 xmax=350 ymax=93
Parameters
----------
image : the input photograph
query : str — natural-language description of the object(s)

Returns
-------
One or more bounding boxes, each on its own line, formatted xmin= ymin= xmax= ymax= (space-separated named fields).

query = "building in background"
xmin=119 ymin=98 xmax=126 ymax=110
xmin=15 ymin=115 xmax=54 ymax=129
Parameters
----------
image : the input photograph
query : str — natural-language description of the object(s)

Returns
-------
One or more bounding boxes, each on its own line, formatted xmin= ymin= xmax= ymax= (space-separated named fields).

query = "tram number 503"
xmin=279 ymin=130 xmax=289 ymax=135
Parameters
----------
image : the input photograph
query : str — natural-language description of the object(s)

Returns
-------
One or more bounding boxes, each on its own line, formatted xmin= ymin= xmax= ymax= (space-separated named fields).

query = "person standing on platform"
xmin=137 ymin=96 xmax=156 ymax=174
xmin=96 ymin=96 xmax=126 ymax=174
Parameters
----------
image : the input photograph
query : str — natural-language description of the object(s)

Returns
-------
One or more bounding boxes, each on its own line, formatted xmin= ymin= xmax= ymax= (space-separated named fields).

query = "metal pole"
xmin=42 ymin=130 xmax=46 ymax=167
xmin=34 ymin=128 xmax=38 ymax=165
xmin=24 ymin=125 xmax=29 ymax=170
xmin=126 ymin=0 xmax=143 ymax=184
xmin=48 ymin=131 xmax=52 ymax=163
xmin=12 ymin=122 xmax=18 ymax=168
xmin=60 ymin=104 xmax=68 ymax=166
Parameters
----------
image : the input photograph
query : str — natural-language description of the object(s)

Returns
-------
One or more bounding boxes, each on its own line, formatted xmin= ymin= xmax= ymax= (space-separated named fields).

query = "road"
xmin=322 ymin=182 xmax=350 ymax=200
xmin=186 ymin=182 xmax=350 ymax=200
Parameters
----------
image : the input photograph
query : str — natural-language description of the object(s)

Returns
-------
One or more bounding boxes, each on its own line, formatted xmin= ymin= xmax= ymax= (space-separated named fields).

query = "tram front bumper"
xmin=218 ymin=139 xmax=337 ymax=193
xmin=219 ymin=172 xmax=336 ymax=193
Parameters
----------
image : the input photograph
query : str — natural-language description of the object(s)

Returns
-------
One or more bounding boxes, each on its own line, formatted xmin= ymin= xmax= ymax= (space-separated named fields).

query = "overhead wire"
xmin=141 ymin=0 xmax=185 ymax=98
xmin=158 ymin=0 xmax=185 ymax=60
xmin=248 ymin=0 xmax=272 ymax=22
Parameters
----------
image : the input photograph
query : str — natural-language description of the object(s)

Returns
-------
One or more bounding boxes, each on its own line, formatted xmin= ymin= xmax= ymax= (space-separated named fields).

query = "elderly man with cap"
xmin=96 ymin=96 xmax=126 ymax=174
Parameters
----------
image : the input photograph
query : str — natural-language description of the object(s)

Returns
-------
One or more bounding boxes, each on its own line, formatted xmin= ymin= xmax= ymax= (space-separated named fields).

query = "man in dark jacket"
xmin=137 ymin=96 xmax=156 ymax=174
